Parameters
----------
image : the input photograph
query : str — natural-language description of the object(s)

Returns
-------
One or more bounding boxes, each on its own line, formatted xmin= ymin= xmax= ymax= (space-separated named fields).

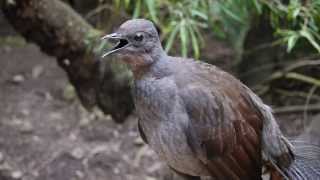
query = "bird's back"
xmin=170 ymin=57 xmax=267 ymax=179
xmin=135 ymin=56 xmax=277 ymax=179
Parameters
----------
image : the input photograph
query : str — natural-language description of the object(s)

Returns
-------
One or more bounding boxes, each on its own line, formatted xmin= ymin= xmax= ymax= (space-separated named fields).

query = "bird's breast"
xmin=133 ymin=78 xmax=210 ymax=176
xmin=149 ymin=121 xmax=210 ymax=176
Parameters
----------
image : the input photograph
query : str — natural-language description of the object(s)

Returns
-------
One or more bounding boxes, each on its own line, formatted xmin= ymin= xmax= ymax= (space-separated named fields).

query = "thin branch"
xmin=285 ymin=72 xmax=320 ymax=87
xmin=284 ymin=59 xmax=320 ymax=73
xmin=273 ymin=104 xmax=320 ymax=114
xmin=243 ymin=40 xmax=283 ymax=55
xmin=303 ymin=85 xmax=317 ymax=128
xmin=254 ymin=60 xmax=320 ymax=91
xmin=85 ymin=4 xmax=130 ymax=20
xmin=240 ymin=59 xmax=320 ymax=79
xmin=274 ymin=88 xmax=320 ymax=101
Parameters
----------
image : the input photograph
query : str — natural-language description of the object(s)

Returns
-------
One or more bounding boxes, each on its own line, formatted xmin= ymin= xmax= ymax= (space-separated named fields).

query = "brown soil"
xmin=0 ymin=43 xmax=176 ymax=180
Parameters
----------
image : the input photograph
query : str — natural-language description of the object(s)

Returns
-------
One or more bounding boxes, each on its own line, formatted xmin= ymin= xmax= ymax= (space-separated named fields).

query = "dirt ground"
xmin=0 ymin=41 xmax=177 ymax=180
xmin=0 ymin=17 xmax=319 ymax=180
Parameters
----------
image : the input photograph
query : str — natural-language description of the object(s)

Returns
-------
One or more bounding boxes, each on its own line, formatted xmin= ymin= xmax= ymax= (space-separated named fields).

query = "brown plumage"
xmin=101 ymin=19 xmax=320 ymax=180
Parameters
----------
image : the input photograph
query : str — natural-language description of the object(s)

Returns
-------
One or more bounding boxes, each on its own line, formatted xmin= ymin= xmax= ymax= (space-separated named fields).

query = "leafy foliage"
xmin=264 ymin=0 xmax=320 ymax=53
xmin=114 ymin=0 xmax=208 ymax=58
xmin=113 ymin=0 xmax=320 ymax=59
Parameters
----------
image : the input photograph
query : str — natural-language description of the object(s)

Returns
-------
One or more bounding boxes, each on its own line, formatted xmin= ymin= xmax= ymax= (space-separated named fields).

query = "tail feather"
xmin=286 ymin=157 xmax=320 ymax=179
xmin=285 ymin=140 xmax=320 ymax=180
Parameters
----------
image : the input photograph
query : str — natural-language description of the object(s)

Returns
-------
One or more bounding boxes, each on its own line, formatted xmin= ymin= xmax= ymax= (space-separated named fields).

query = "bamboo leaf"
xmin=114 ymin=0 xmax=121 ymax=9
xmin=287 ymin=35 xmax=299 ymax=52
xmin=253 ymin=0 xmax=262 ymax=14
xmin=144 ymin=0 xmax=158 ymax=23
xmin=220 ymin=3 xmax=243 ymax=23
xmin=188 ymin=25 xmax=200 ymax=59
xmin=191 ymin=9 xmax=208 ymax=20
xmin=165 ymin=23 xmax=180 ymax=53
xmin=300 ymin=29 xmax=320 ymax=53
xmin=133 ymin=0 xmax=141 ymax=18
xmin=180 ymin=21 xmax=188 ymax=57
xmin=125 ymin=0 xmax=131 ymax=9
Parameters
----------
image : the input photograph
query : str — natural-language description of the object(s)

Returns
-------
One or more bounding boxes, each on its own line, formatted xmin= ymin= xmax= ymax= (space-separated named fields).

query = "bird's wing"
xmin=179 ymin=83 xmax=264 ymax=179
xmin=173 ymin=59 xmax=294 ymax=179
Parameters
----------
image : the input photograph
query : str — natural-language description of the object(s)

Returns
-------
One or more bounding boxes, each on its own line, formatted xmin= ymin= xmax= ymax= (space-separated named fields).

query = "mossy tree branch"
xmin=1 ymin=0 xmax=134 ymax=122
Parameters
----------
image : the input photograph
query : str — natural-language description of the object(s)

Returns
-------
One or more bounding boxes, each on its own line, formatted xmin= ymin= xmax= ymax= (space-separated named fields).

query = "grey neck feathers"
xmin=140 ymin=44 xmax=172 ymax=80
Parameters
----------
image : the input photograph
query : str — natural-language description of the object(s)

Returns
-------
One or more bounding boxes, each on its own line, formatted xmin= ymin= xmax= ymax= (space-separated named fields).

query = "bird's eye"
xmin=133 ymin=33 xmax=144 ymax=42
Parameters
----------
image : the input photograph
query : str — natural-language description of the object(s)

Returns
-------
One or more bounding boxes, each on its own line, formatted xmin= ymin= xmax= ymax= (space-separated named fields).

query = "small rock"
xmin=7 ymin=0 xmax=16 ymax=6
xmin=0 ymin=152 xmax=4 ymax=163
xmin=79 ymin=118 xmax=90 ymax=127
xmin=134 ymin=137 xmax=144 ymax=146
xmin=44 ymin=92 xmax=53 ymax=101
xmin=31 ymin=65 xmax=44 ymax=79
xmin=113 ymin=167 xmax=120 ymax=174
xmin=19 ymin=121 xmax=33 ymax=133
xmin=105 ymin=115 xmax=113 ymax=121
xmin=145 ymin=176 xmax=157 ymax=180
xmin=70 ymin=148 xmax=84 ymax=159
xmin=0 ymin=162 xmax=12 ymax=171
xmin=20 ymin=109 xmax=30 ymax=117
xmin=49 ymin=112 xmax=63 ymax=120
xmin=32 ymin=136 xmax=41 ymax=142
xmin=11 ymin=74 xmax=25 ymax=84
xmin=63 ymin=59 xmax=71 ymax=66
xmin=68 ymin=132 xmax=78 ymax=141
xmin=92 ymin=108 xmax=106 ymax=120
xmin=62 ymin=84 xmax=76 ymax=101
xmin=146 ymin=162 xmax=163 ymax=173
xmin=11 ymin=171 xmax=23 ymax=179
xmin=75 ymin=170 xmax=84 ymax=178
xmin=113 ymin=130 xmax=120 ymax=138
xmin=31 ymin=170 xmax=39 ymax=177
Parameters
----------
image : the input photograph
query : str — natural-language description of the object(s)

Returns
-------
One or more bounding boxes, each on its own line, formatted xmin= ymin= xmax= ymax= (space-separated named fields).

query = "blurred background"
xmin=0 ymin=0 xmax=319 ymax=179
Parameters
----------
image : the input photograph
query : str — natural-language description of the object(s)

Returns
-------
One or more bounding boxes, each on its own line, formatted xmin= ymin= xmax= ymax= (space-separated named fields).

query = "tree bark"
xmin=1 ymin=0 xmax=134 ymax=122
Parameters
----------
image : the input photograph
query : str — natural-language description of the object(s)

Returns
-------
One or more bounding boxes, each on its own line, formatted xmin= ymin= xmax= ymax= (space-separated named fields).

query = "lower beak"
xmin=101 ymin=33 xmax=129 ymax=58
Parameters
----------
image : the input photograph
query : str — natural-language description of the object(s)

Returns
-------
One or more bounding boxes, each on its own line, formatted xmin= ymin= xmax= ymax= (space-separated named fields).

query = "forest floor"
xmin=0 ymin=19 xmax=319 ymax=180
xmin=0 ymin=43 xmax=174 ymax=180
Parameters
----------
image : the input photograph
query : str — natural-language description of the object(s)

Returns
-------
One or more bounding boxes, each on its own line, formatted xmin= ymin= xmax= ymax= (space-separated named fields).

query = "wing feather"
xmin=179 ymin=84 xmax=263 ymax=179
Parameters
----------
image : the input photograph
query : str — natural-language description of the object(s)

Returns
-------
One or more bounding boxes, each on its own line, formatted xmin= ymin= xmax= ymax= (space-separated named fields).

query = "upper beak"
xmin=101 ymin=33 xmax=129 ymax=58
xmin=101 ymin=33 xmax=119 ymax=40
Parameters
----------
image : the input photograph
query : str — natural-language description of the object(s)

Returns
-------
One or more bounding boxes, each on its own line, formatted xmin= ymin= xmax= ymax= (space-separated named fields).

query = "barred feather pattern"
xmin=284 ymin=140 xmax=320 ymax=180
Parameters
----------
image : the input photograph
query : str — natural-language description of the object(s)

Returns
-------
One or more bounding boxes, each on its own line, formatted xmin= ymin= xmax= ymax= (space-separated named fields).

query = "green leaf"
xmin=188 ymin=25 xmax=200 ymax=59
xmin=276 ymin=29 xmax=297 ymax=37
xmin=253 ymin=0 xmax=262 ymax=14
xmin=219 ymin=3 xmax=244 ymax=23
xmin=287 ymin=3 xmax=301 ymax=20
xmin=191 ymin=9 xmax=208 ymax=20
xmin=114 ymin=0 xmax=121 ymax=9
xmin=292 ymin=7 xmax=301 ymax=19
xmin=144 ymin=0 xmax=158 ymax=23
xmin=270 ymin=11 xmax=280 ymax=27
xmin=179 ymin=21 xmax=188 ymax=57
xmin=133 ymin=0 xmax=141 ymax=18
xmin=287 ymin=35 xmax=299 ymax=52
xmin=212 ymin=23 xmax=226 ymax=39
xmin=300 ymin=29 xmax=320 ymax=53
xmin=125 ymin=0 xmax=131 ymax=9
xmin=165 ymin=23 xmax=180 ymax=53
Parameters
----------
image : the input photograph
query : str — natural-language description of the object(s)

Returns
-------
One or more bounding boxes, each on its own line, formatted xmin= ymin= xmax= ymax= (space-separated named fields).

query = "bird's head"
xmin=101 ymin=19 xmax=164 ymax=71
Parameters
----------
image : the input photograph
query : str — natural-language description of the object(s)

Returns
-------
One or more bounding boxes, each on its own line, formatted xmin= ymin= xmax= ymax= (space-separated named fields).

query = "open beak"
xmin=101 ymin=33 xmax=130 ymax=58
